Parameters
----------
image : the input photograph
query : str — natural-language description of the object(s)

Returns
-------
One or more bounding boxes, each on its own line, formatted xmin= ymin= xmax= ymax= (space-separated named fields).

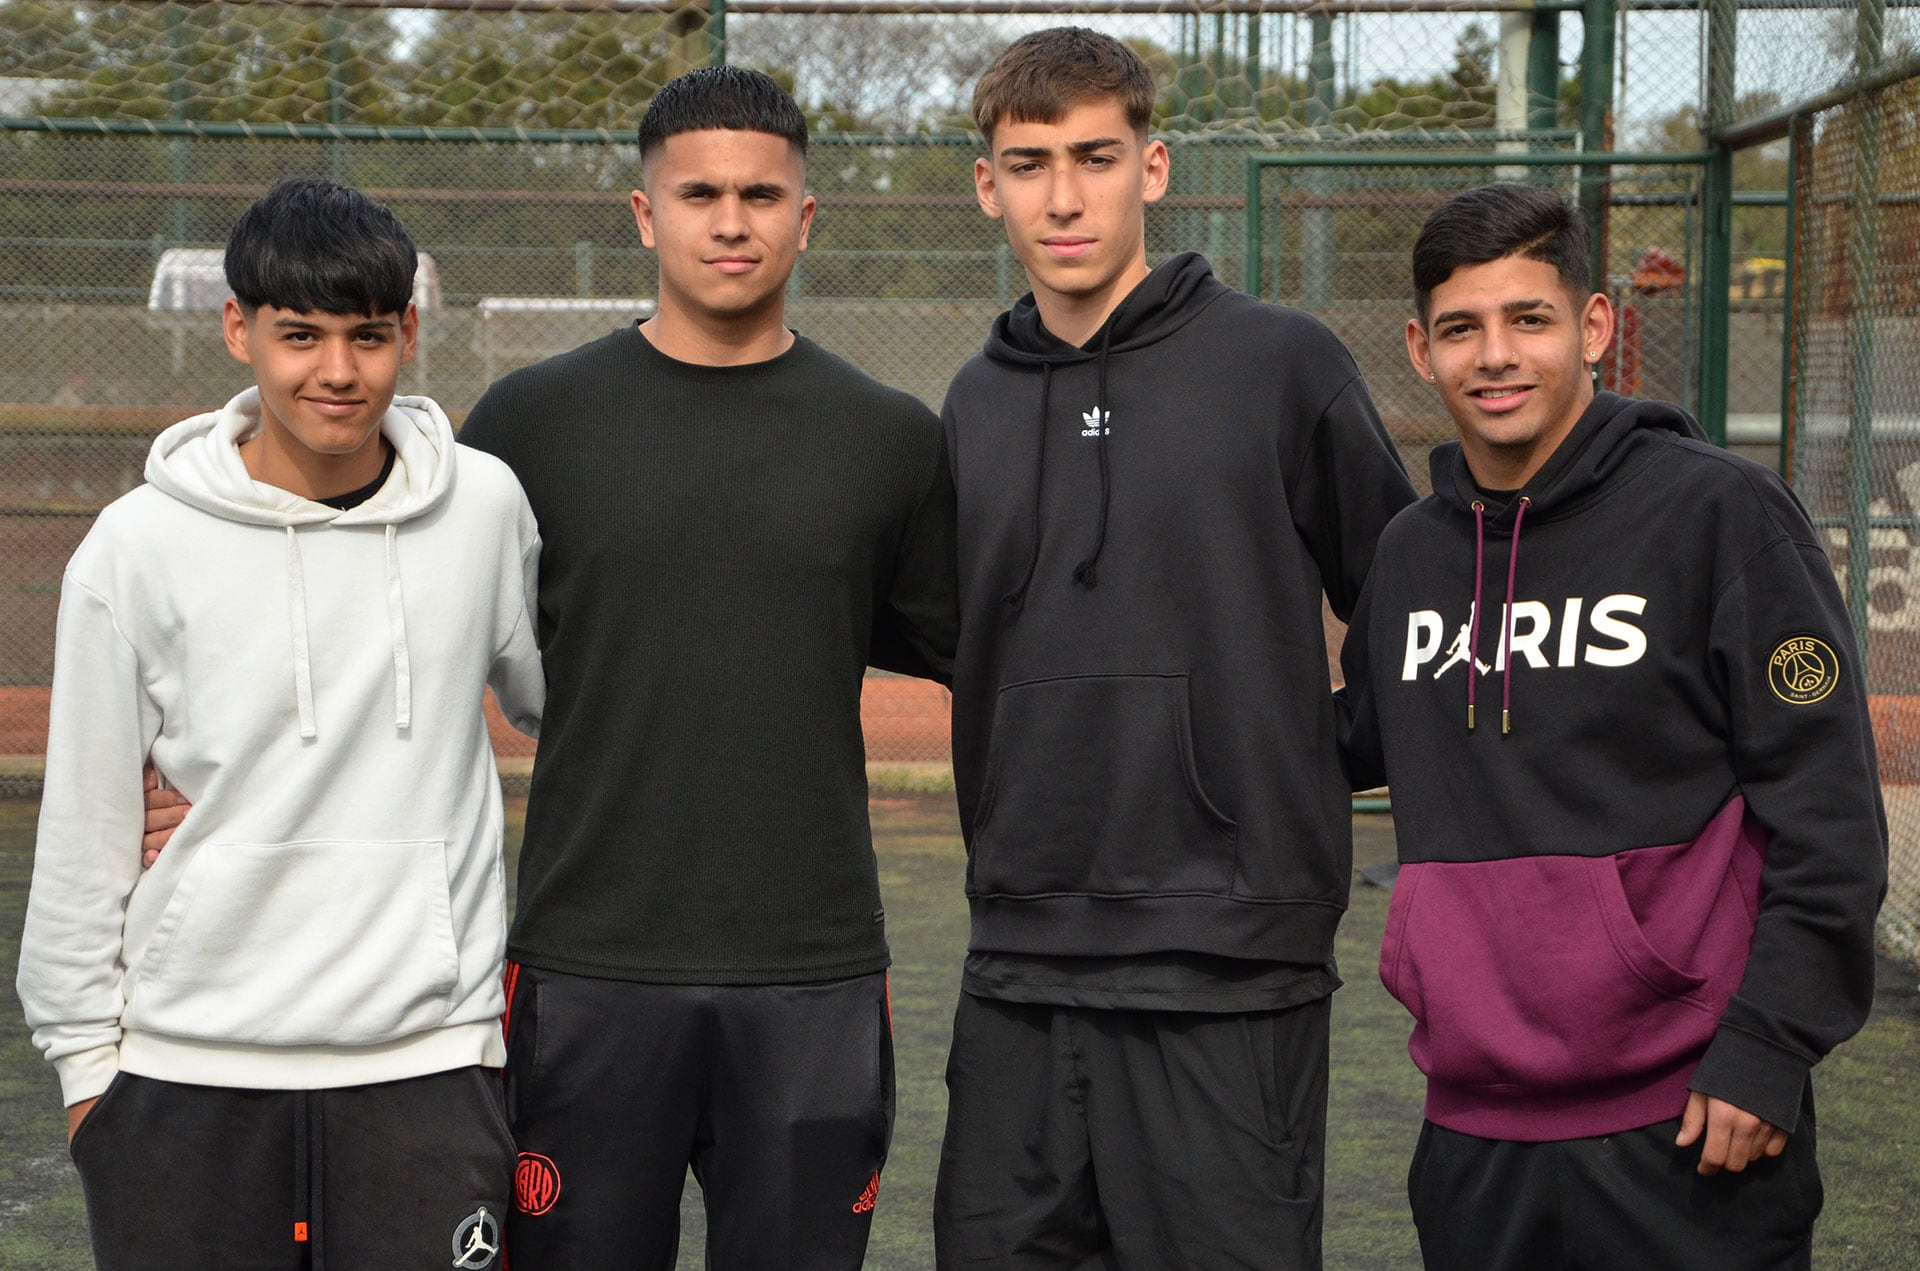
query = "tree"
xmin=34 ymin=4 xmax=404 ymax=124
xmin=400 ymin=10 xmax=688 ymax=131
xmin=1342 ymin=23 xmax=1497 ymax=131
xmin=728 ymin=14 xmax=1000 ymax=133
xmin=0 ymin=0 xmax=86 ymax=80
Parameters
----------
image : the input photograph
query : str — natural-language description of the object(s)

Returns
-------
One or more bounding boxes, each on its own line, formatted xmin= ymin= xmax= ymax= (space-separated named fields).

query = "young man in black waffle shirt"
xmin=454 ymin=69 xmax=955 ymax=1268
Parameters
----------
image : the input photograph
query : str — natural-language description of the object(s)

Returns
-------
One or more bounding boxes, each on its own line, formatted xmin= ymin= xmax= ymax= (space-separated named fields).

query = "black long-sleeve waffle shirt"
xmin=461 ymin=325 xmax=957 ymax=983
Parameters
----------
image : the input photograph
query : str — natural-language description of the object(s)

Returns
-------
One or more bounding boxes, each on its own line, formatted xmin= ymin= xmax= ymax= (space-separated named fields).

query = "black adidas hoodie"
xmin=943 ymin=253 xmax=1416 ymax=977
xmin=1339 ymin=392 xmax=1888 ymax=1140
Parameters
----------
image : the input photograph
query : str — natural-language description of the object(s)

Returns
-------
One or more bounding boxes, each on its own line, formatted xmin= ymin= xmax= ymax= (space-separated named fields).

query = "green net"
xmin=1786 ymin=68 xmax=1920 ymax=964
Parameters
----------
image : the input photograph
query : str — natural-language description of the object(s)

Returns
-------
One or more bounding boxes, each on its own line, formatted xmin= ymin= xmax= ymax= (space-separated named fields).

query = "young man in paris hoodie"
xmin=17 ymin=177 xmax=542 ymax=1269
xmin=1339 ymin=182 xmax=1887 ymax=1269
xmin=935 ymin=29 xmax=1417 ymax=1268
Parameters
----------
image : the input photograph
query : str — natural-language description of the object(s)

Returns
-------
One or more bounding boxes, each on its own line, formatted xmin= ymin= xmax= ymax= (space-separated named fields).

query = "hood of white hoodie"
xmin=143 ymin=386 xmax=457 ymax=740
xmin=145 ymin=386 xmax=457 ymax=526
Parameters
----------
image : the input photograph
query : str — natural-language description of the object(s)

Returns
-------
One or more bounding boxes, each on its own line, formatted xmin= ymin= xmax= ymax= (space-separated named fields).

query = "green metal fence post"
xmin=1247 ymin=15 xmax=1262 ymax=109
xmin=1244 ymin=154 xmax=1263 ymax=296
xmin=1779 ymin=115 xmax=1809 ymax=483
xmin=1579 ymin=0 xmax=1615 ymax=292
xmin=1527 ymin=7 xmax=1561 ymax=141
xmin=1697 ymin=0 xmax=1737 ymax=447
xmin=326 ymin=10 xmax=348 ymax=181
xmin=709 ymin=0 xmax=727 ymax=68
xmin=1301 ymin=12 xmax=1337 ymax=310
xmin=166 ymin=3 xmax=188 ymax=246
xmin=1212 ymin=13 xmax=1228 ymax=115
xmin=1846 ymin=0 xmax=1888 ymax=659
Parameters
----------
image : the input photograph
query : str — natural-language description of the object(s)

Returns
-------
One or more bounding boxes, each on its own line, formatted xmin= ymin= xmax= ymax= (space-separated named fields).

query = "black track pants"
xmin=502 ymin=964 xmax=894 ymax=1271
xmin=934 ymin=992 xmax=1330 ymax=1270
xmin=68 ymin=1066 xmax=514 ymax=1270
xmin=1408 ymin=1090 xmax=1823 ymax=1271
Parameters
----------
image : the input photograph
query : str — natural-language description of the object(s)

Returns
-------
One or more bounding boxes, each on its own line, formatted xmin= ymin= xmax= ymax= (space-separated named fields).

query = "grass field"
xmin=2 ymin=793 xmax=1917 ymax=1268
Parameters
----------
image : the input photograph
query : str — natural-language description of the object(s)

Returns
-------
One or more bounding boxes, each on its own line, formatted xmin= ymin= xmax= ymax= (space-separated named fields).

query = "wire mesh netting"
xmin=1247 ymin=158 xmax=1726 ymax=498
xmin=1786 ymin=70 xmax=1920 ymax=965
xmin=0 ymin=3 xmax=1591 ymax=135
xmin=0 ymin=0 xmax=1875 ymax=798
xmin=1716 ymin=0 xmax=1920 ymax=133
xmin=0 ymin=0 xmax=1604 ymax=774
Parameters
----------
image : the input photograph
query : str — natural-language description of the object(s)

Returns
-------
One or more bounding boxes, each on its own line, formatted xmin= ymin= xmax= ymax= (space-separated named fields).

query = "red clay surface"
xmin=8 ymin=681 xmax=1920 ymax=782
xmin=0 ymin=676 xmax=957 ymax=765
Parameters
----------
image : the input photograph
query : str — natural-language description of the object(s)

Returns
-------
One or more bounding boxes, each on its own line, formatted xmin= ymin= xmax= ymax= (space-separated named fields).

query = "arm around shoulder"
xmin=1335 ymin=578 xmax=1389 ymax=793
xmin=872 ymin=426 xmax=960 ymax=685
xmin=1287 ymin=374 xmax=1418 ymax=621
xmin=487 ymin=487 xmax=544 ymax=737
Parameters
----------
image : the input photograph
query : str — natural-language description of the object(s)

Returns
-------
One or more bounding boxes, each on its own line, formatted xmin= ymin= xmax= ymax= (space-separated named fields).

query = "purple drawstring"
xmin=1499 ymin=496 xmax=1531 ymax=735
xmin=1468 ymin=501 xmax=1485 ymax=729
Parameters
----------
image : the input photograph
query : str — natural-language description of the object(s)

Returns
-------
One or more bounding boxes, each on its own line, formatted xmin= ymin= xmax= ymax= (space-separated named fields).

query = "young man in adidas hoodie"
xmin=17 ymin=177 xmax=542 ymax=1269
xmin=935 ymin=29 xmax=1416 ymax=1268
xmin=1339 ymin=183 xmax=1887 ymax=1269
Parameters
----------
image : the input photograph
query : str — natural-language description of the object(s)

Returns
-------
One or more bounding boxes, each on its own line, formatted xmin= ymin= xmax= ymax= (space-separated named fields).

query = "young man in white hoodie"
xmin=17 ymin=177 xmax=543 ymax=1269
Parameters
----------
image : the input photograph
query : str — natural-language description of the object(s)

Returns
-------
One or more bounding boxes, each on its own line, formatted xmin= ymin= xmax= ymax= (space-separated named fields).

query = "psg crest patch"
xmin=1768 ymin=635 xmax=1840 ymax=705
xmin=515 ymin=1151 xmax=562 ymax=1216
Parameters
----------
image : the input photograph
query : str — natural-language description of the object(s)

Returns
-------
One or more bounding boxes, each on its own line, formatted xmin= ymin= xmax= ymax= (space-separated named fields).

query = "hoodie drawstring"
xmin=1002 ymin=363 xmax=1052 ymax=608
xmin=1072 ymin=329 xmax=1115 ymax=588
xmin=285 ymin=527 xmax=318 ymax=740
xmin=1467 ymin=503 xmax=1485 ymax=731
xmin=1499 ymin=497 xmax=1530 ymax=735
xmin=1466 ymin=496 xmax=1531 ymax=734
xmin=283 ymin=523 xmax=414 ymax=738
xmin=385 ymin=524 xmax=412 ymax=731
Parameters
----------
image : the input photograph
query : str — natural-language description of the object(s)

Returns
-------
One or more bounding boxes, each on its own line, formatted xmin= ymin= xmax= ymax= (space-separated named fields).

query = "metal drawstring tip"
xmin=1502 ymin=710 xmax=1512 ymax=735
xmin=1467 ymin=705 xmax=1476 ymax=731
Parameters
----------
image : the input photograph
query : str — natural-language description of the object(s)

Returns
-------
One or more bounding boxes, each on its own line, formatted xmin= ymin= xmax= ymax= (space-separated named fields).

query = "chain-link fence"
xmin=1763 ymin=3 xmax=1920 ymax=964
xmin=0 ymin=0 xmax=1572 ymax=775
xmin=1247 ymin=155 xmax=1722 ymax=498
xmin=0 ymin=1 xmax=1882 ymax=795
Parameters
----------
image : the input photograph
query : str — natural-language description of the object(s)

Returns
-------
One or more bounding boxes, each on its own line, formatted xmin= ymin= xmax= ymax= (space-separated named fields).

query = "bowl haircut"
xmin=224 ymin=176 xmax=417 ymax=318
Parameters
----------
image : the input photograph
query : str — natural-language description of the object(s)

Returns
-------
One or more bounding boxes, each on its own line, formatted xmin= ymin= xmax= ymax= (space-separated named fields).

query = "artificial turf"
xmin=1 ymin=793 xmax=1915 ymax=1268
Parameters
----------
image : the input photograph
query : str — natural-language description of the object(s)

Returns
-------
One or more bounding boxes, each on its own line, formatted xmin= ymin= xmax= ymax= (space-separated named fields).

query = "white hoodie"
xmin=17 ymin=388 xmax=544 ymax=1104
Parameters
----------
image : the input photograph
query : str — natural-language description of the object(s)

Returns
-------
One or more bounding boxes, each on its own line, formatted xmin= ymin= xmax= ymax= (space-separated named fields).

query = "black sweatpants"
xmin=934 ymin=992 xmax=1331 ymax=1270
xmin=68 ymin=1066 xmax=514 ymax=1270
xmin=502 ymin=964 xmax=894 ymax=1271
xmin=1408 ymin=1091 xmax=1823 ymax=1271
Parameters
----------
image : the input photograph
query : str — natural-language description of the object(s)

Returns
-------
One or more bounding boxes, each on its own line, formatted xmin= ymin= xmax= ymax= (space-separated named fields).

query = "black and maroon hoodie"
xmin=1339 ymin=391 xmax=1887 ymax=1142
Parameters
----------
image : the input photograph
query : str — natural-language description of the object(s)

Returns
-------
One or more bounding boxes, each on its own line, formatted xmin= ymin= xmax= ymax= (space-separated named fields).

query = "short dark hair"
xmin=636 ymin=67 xmax=808 ymax=167
xmin=224 ymin=176 xmax=417 ymax=317
xmin=1412 ymin=183 xmax=1593 ymax=321
xmin=972 ymin=27 xmax=1155 ymax=145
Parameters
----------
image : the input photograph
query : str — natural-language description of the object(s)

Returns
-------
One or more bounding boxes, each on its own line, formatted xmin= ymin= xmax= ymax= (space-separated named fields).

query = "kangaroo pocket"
xmin=126 ymin=839 xmax=461 ymax=1047
xmin=970 ymin=673 xmax=1238 ymax=897
xmin=1381 ymin=856 xmax=1731 ymax=1094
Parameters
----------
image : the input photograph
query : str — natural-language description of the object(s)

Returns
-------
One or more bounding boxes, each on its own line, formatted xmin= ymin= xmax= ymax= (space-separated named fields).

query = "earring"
xmin=1427 ymin=372 xmax=1436 ymax=382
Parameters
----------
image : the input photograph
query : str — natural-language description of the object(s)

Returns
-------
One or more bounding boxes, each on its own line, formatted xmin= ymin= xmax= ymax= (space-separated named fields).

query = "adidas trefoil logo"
xmin=1081 ymin=406 xmax=1110 ymax=437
